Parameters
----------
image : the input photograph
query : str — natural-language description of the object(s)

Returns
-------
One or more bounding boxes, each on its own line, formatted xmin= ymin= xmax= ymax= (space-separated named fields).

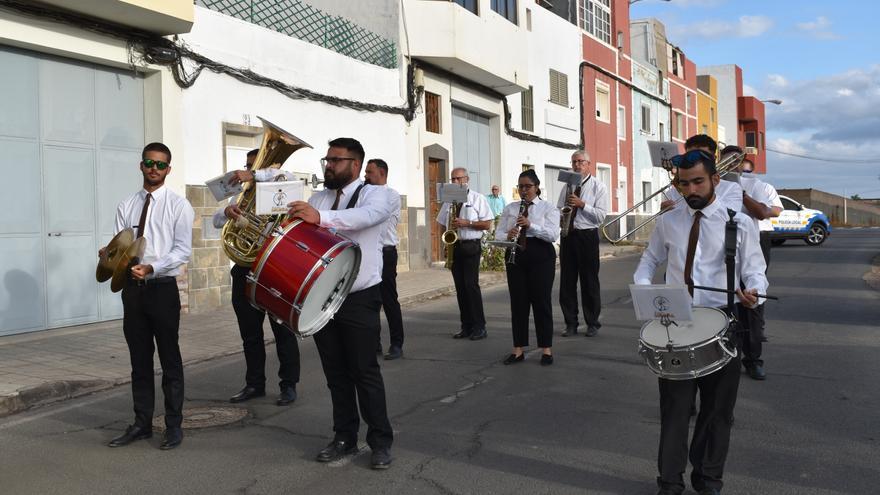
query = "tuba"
xmin=221 ymin=117 xmax=311 ymax=266
xmin=442 ymin=201 xmax=462 ymax=269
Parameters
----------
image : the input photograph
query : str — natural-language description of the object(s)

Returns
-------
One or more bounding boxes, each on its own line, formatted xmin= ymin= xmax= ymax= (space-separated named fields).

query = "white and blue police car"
xmin=769 ymin=195 xmax=832 ymax=246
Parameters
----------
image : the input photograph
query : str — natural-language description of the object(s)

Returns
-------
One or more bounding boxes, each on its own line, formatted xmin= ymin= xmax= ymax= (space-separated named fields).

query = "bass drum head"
xmin=295 ymin=243 xmax=361 ymax=337
xmin=641 ymin=306 xmax=729 ymax=347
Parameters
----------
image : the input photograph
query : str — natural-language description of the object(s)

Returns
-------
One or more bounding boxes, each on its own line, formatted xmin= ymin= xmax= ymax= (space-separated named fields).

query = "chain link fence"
xmin=197 ymin=0 xmax=398 ymax=68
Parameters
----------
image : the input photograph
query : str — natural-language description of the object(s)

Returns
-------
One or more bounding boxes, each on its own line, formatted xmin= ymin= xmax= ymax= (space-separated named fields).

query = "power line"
xmin=766 ymin=147 xmax=879 ymax=164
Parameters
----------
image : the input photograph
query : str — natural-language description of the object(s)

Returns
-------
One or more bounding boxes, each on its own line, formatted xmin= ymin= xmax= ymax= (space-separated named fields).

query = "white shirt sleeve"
xmin=633 ymin=218 xmax=667 ymax=285
xmin=494 ymin=204 xmax=515 ymax=241
xmin=528 ymin=202 xmax=561 ymax=242
xmin=150 ymin=201 xmax=195 ymax=278
xmin=319 ymin=185 xmax=394 ymax=231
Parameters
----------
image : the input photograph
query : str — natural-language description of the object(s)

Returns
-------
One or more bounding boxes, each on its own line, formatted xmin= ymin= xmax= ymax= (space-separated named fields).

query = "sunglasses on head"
xmin=669 ymin=149 xmax=715 ymax=168
xmin=142 ymin=159 xmax=169 ymax=170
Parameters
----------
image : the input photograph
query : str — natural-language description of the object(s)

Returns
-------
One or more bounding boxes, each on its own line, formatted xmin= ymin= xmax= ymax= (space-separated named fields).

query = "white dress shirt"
xmin=309 ymin=180 xmax=393 ymax=292
xmin=556 ymin=175 xmax=608 ymax=229
xmin=436 ymin=189 xmax=494 ymax=241
xmin=634 ymin=194 xmax=768 ymax=308
xmin=212 ymin=169 xmax=297 ymax=228
xmin=664 ymin=179 xmax=743 ymax=213
xmin=114 ymin=185 xmax=194 ymax=279
xmin=741 ymin=175 xmax=783 ymax=232
xmin=380 ymin=186 xmax=401 ymax=248
xmin=494 ymin=196 xmax=560 ymax=243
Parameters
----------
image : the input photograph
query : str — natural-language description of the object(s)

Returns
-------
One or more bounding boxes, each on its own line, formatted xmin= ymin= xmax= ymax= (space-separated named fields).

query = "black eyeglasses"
xmin=450 ymin=176 xmax=468 ymax=182
xmin=142 ymin=159 xmax=169 ymax=170
xmin=670 ymin=150 xmax=715 ymax=168
xmin=321 ymin=157 xmax=355 ymax=166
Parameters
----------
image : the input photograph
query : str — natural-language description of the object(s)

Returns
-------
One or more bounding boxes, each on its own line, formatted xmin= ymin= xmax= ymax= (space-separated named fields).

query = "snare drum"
xmin=638 ymin=306 xmax=737 ymax=380
xmin=247 ymin=220 xmax=361 ymax=337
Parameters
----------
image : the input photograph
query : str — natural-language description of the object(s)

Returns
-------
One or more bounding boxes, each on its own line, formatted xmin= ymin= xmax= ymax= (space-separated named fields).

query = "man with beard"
xmin=633 ymin=149 xmax=767 ymax=495
xmin=101 ymin=142 xmax=194 ymax=450
xmin=286 ymin=138 xmax=395 ymax=469
xmin=364 ymin=158 xmax=405 ymax=361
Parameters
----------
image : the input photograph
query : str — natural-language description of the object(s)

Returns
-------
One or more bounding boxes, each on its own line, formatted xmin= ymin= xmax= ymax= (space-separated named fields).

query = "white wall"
xmin=699 ymin=65 xmax=738 ymax=147
xmin=179 ymin=7 xmax=408 ymax=191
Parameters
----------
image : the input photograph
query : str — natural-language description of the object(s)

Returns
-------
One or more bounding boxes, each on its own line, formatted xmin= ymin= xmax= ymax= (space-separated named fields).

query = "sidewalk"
xmin=0 ymin=243 xmax=642 ymax=417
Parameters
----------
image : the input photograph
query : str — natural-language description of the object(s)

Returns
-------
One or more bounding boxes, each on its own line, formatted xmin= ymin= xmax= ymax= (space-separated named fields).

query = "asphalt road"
xmin=1 ymin=229 xmax=878 ymax=495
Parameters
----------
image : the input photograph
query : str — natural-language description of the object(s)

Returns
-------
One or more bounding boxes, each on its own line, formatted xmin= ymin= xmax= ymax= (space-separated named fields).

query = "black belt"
xmin=575 ymin=227 xmax=598 ymax=232
xmin=128 ymin=276 xmax=176 ymax=287
xmin=382 ymin=245 xmax=397 ymax=252
xmin=459 ymin=239 xmax=481 ymax=243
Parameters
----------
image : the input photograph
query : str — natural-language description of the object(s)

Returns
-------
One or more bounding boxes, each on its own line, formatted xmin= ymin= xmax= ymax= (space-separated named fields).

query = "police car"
xmin=769 ymin=195 xmax=832 ymax=246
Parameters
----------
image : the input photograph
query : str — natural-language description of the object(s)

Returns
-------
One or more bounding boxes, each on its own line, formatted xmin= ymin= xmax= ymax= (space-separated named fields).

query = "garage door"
xmin=452 ymin=106 xmax=491 ymax=196
xmin=0 ymin=46 xmax=145 ymax=336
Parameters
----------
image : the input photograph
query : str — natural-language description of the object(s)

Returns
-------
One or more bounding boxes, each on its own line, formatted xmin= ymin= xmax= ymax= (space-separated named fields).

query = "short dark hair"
xmin=675 ymin=149 xmax=717 ymax=175
xmin=367 ymin=158 xmax=388 ymax=174
xmin=328 ymin=137 xmax=365 ymax=163
xmin=142 ymin=142 xmax=171 ymax=163
xmin=684 ymin=134 xmax=717 ymax=154
xmin=247 ymin=148 xmax=259 ymax=158
xmin=720 ymin=144 xmax=742 ymax=156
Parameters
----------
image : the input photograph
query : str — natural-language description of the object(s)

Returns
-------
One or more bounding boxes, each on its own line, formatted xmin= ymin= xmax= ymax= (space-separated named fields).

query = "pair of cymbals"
xmin=96 ymin=228 xmax=145 ymax=292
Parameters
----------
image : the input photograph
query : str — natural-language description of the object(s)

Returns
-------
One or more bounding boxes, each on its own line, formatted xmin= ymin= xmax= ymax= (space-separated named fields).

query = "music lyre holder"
xmin=657 ymin=312 xmax=679 ymax=350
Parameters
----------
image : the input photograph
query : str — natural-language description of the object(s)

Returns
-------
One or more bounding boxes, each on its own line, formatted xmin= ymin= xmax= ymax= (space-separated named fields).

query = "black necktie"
xmin=683 ymin=210 xmax=703 ymax=297
xmin=136 ymin=193 xmax=152 ymax=239
xmin=331 ymin=189 xmax=343 ymax=210
xmin=516 ymin=202 xmax=532 ymax=251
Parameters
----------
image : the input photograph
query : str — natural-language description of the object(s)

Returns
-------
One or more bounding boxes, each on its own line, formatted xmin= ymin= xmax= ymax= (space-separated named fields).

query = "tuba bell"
xmin=221 ymin=117 xmax=311 ymax=266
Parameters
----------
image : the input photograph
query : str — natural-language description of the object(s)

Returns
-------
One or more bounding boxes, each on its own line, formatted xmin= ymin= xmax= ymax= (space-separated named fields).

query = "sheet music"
xmin=256 ymin=181 xmax=304 ymax=215
xmin=206 ymin=171 xmax=243 ymax=202
xmin=629 ymin=284 xmax=693 ymax=322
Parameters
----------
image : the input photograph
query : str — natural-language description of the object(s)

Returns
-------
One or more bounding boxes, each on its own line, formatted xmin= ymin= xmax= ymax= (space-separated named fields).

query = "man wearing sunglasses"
xmin=661 ymin=135 xmax=743 ymax=214
xmin=634 ymin=149 xmax=767 ymax=495
xmin=102 ymin=142 xmax=194 ymax=450
xmin=286 ymin=138 xmax=396 ymax=470
xmin=211 ymin=149 xmax=301 ymax=406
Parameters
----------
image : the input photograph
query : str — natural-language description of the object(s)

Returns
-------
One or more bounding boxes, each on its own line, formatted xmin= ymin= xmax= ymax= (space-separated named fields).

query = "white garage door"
xmin=0 ymin=46 xmax=145 ymax=336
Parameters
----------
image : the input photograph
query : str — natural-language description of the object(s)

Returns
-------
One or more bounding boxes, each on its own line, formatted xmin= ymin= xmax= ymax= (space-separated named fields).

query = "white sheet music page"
xmin=629 ymin=284 xmax=693 ymax=322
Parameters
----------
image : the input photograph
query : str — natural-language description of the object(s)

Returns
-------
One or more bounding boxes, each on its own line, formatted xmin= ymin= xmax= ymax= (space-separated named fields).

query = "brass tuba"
xmin=221 ymin=117 xmax=311 ymax=266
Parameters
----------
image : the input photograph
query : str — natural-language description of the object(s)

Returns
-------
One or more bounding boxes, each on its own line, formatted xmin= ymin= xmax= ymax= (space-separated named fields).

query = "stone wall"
xmin=185 ymin=185 xmax=232 ymax=314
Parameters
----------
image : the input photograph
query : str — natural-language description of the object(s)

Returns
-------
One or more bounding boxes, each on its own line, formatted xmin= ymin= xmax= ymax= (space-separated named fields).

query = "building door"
xmin=0 ymin=46 xmax=144 ymax=336
xmin=452 ymin=106 xmax=491 ymax=195
xmin=427 ymin=158 xmax=445 ymax=263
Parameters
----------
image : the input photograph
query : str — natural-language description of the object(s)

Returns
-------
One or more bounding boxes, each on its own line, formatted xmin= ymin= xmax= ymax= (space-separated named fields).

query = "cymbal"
xmin=96 ymin=228 xmax=146 ymax=293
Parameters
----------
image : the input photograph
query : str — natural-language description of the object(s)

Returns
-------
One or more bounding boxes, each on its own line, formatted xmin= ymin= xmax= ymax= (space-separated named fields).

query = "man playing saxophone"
xmin=435 ymin=167 xmax=493 ymax=340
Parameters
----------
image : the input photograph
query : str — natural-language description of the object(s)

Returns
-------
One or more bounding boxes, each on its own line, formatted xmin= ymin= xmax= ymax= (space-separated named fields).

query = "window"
xmin=702 ymin=124 xmax=708 ymax=134
xmin=521 ymin=86 xmax=534 ymax=132
xmin=781 ymin=197 xmax=798 ymax=210
xmin=710 ymin=107 xmax=715 ymax=123
xmin=618 ymin=105 xmax=626 ymax=139
xmin=674 ymin=112 xmax=684 ymax=140
xmin=526 ymin=8 xmax=532 ymax=31
xmin=425 ymin=92 xmax=441 ymax=134
xmin=640 ymin=104 xmax=651 ymax=133
xmin=577 ymin=0 xmax=612 ymax=44
xmin=595 ymin=81 xmax=610 ymax=122
xmin=641 ymin=181 xmax=652 ymax=213
xmin=453 ymin=0 xmax=478 ymax=15
xmin=685 ymin=93 xmax=691 ymax=114
xmin=659 ymin=122 xmax=665 ymax=140
xmin=760 ymin=131 xmax=765 ymax=150
xmin=491 ymin=0 xmax=517 ymax=24
xmin=549 ymin=69 xmax=569 ymax=107
xmin=745 ymin=131 xmax=757 ymax=148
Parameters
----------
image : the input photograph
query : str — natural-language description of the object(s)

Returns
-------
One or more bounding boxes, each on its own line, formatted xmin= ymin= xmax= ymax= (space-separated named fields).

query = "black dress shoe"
xmin=107 ymin=424 xmax=152 ymax=447
xmin=540 ymin=354 xmax=554 ymax=366
xmin=562 ymin=326 xmax=578 ymax=337
xmin=585 ymin=326 xmax=599 ymax=337
xmin=160 ymin=427 xmax=183 ymax=450
xmin=384 ymin=345 xmax=403 ymax=360
xmin=277 ymin=386 xmax=297 ymax=406
xmin=469 ymin=329 xmax=487 ymax=340
xmin=502 ymin=353 xmax=524 ymax=365
xmin=748 ymin=364 xmax=766 ymax=380
xmin=370 ymin=448 xmax=392 ymax=469
xmin=229 ymin=386 xmax=265 ymax=403
xmin=452 ymin=330 xmax=471 ymax=339
xmin=316 ymin=439 xmax=359 ymax=462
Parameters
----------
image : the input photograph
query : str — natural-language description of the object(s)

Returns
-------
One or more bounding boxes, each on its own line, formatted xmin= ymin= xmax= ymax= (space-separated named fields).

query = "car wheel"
xmin=771 ymin=239 xmax=785 ymax=246
xmin=805 ymin=223 xmax=827 ymax=246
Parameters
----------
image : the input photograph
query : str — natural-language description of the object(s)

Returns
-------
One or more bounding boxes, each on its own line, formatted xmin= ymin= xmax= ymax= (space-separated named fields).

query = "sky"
xmin=630 ymin=0 xmax=880 ymax=198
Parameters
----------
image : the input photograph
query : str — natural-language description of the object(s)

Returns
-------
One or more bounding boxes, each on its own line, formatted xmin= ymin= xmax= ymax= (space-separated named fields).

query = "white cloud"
xmin=742 ymin=84 xmax=757 ymax=97
xmin=795 ymin=16 xmax=841 ymax=40
xmin=769 ymin=138 xmax=807 ymax=156
xmin=767 ymin=74 xmax=788 ymax=87
xmin=836 ymin=88 xmax=853 ymax=97
xmin=671 ymin=15 xmax=773 ymax=41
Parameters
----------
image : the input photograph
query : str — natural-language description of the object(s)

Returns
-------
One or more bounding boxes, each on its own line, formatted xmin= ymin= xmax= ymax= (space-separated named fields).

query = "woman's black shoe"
xmin=540 ymin=354 xmax=554 ymax=366
xmin=502 ymin=353 xmax=524 ymax=365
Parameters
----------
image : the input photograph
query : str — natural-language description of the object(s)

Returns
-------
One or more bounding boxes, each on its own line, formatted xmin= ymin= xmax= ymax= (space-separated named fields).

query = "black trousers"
xmin=231 ymin=264 xmax=300 ymax=390
xmin=657 ymin=356 xmax=741 ymax=493
xmin=121 ymin=278 xmax=184 ymax=429
xmin=505 ymin=239 xmax=556 ymax=348
xmin=313 ymin=285 xmax=393 ymax=450
xmin=451 ymin=239 xmax=486 ymax=333
xmin=559 ymin=228 xmax=602 ymax=328
xmin=378 ymin=246 xmax=404 ymax=349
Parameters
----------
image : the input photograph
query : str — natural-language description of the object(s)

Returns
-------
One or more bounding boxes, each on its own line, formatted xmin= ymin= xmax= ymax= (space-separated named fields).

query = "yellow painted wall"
xmin=696 ymin=75 xmax=718 ymax=142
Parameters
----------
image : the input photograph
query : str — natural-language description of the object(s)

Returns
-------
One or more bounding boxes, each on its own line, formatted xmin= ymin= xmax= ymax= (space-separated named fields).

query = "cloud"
xmin=767 ymin=74 xmax=788 ymax=88
xmin=836 ymin=88 xmax=853 ymax=97
xmin=742 ymin=84 xmax=757 ymax=97
xmin=795 ymin=16 xmax=841 ymax=40
xmin=670 ymin=15 xmax=773 ymax=41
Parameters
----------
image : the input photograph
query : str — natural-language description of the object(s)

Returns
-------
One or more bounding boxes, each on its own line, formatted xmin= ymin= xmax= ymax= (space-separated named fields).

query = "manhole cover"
xmin=152 ymin=406 xmax=249 ymax=430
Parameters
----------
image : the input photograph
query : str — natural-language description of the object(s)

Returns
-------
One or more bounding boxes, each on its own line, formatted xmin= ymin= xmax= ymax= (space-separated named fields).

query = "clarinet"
xmin=507 ymin=199 xmax=528 ymax=265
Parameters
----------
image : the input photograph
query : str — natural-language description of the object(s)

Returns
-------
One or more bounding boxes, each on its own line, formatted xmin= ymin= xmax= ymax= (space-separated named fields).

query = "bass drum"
xmin=638 ymin=306 xmax=737 ymax=380
xmin=247 ymin=220 xmax=360 ymax=337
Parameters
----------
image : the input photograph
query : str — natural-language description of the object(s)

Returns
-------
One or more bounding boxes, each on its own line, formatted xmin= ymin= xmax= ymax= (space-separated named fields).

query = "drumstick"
xmin=692 ymin=285 xmax=778 ymax=301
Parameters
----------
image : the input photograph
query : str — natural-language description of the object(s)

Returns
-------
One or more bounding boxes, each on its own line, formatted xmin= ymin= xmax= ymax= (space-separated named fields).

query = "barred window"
xmin=521 ymin=86 xmax=534 ymax=132
xmin=578 ymin=0 xmax=612 ymax=44
xmin=425 ymin=92 xmax=441 ymax=134
xmin=549 ymin=69 xmax=569 ymax=107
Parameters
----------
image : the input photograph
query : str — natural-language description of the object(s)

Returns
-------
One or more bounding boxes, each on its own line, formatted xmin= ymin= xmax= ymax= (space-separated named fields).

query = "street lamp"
xmin=761 ymin=99 xmax=783 ymax=105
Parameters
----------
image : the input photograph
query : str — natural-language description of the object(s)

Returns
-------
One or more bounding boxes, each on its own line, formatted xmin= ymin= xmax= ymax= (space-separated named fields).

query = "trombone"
xmin=601 ymin=149 xmax=745 ymax=244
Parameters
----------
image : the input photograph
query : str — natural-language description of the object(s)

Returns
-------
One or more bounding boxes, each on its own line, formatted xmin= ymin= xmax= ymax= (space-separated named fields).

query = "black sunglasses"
xmin=669 ymin=149 xmax=715 ymax=168
xmin=142 ymin=159 xmax=169 ymax=170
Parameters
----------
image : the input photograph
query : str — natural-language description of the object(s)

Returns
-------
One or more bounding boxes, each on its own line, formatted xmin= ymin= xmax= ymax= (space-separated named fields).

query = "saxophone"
xmin=560 ymin=182 xmax=582 ymax=238
xmin=221 ymin=118 xmax=311 ymax=266
xmin=442 ymin=201 xmax=462 ymax=269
